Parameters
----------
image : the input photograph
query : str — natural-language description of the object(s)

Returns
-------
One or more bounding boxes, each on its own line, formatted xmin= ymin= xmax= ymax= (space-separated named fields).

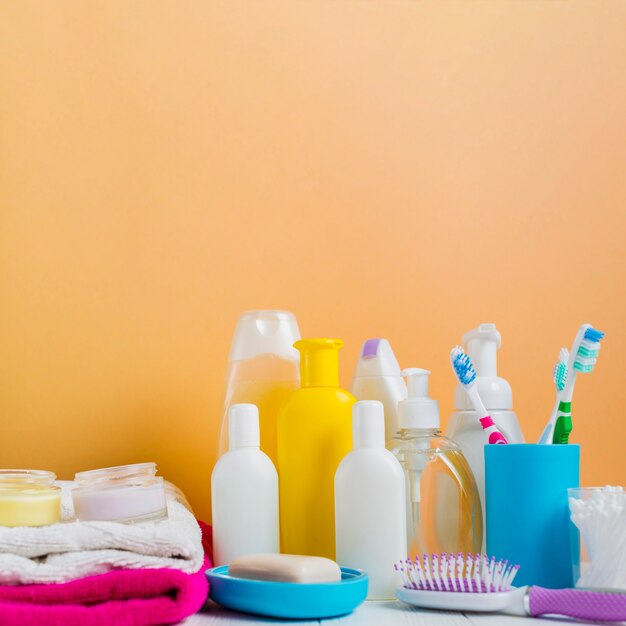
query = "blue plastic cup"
xmin=485 ymin=444 xmax=579 ymax=588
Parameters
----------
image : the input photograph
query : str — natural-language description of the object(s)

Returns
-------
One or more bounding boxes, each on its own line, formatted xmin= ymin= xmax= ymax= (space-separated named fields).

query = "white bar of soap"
xmin=228 ymin=553 xmax=342 ymax=583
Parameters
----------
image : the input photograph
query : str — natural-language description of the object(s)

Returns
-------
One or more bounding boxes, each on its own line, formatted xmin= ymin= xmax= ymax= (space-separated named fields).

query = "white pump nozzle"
xmin=454 ymin=323 xmax=513 ymax=410
xmin=403 ymin=368 xmax=430 ymax=397
xmin=398 ymin=368 xmax=440 ymax=430
xmin=464 ymin=323 xmax=500 ymax=377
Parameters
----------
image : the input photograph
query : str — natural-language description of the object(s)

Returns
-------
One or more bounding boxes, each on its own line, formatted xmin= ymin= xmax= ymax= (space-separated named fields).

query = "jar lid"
xmin=74 ymin=463 xmax=159 ymax=488
xmin=0 ymin=470 xmax=56 ymax=486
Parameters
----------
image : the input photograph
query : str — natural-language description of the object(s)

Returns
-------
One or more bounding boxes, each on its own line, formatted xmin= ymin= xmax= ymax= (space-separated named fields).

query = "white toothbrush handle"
xmin=538 ymin=398 xmax=560 ymax=444
xmin=466 ymin=384 xmax=508 ymax=444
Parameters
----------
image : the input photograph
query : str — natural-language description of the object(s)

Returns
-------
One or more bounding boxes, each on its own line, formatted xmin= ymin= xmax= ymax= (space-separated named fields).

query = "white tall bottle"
xmin=446 ymin=323 xmax=524 ymax=544
xmin=335 ymin=400 xmax=407 ymax=600
xmin=351 ymin=339 xmax=407 ymax=441
xmin=211 ymin=403 xmax=279 ymax=566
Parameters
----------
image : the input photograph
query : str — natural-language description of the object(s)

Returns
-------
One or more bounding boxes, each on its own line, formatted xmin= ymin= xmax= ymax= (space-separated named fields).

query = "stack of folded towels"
xmin=0 ymin=483 xmax=211 ymax=626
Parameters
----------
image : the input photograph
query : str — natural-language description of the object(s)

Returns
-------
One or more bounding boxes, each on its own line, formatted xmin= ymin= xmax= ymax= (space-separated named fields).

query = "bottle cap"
xmin=295 ymin=338 xmax=344 ymax=388
xmin=228 ymin=310 xmax=300 ymax=361
xmin=454 ymin=323 xmax=513 ymax=410
xmin=353 ymin=338 xmax=403 ymax=378
xmin=398 ymin=368 xmax=440 ymax=429
xmin=353 ymin=400 xmax=386 ymax=448
xmin=228 ymin=404 xmax=260 ymax=449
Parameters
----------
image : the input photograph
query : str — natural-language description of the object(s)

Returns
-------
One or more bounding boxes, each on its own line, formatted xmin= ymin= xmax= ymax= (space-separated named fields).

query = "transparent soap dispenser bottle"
xmin=387 ymin=368 xmax=483 ymax=558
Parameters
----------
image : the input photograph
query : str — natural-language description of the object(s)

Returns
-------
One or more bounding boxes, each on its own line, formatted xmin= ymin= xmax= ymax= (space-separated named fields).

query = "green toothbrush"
xmin=537 ymin=348 xmax=568 ymax=445
xmin=551 ymin=324 xmax=605 ymax=445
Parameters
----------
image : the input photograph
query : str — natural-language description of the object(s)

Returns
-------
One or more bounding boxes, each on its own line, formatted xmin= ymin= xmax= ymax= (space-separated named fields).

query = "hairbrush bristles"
xmin=450 ymin=346 xmax=476 ymax=386
xmin=395 ymin=553 xmax=519 ymax=593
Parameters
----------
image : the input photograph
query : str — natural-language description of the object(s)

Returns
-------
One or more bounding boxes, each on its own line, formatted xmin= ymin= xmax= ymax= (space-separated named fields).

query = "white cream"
xmin=72 ymin=463 xmax=168 ymax=523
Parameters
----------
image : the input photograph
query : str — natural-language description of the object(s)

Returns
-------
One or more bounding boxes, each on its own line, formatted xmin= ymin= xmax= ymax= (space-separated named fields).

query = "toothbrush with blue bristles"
xmin=551 ymin=323 xmax=605 ymax=445
xmin=450 ymin=346 xmax=508 ymax=444
xmin=537 ymin=348 xmax=569 ymax=444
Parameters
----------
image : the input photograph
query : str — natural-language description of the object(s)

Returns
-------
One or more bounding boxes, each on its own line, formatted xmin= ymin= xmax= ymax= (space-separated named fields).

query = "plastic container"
xmin=0 ymin=470 xmax=61 ymax=527
xmin=569 ymin=486 xmax=626 ymax=591
xmin=388 ymin=369 xmax=483 ymax=557
xmin=212 ymin=404 xmax=279 ymax=566
xmin=218 ymin=310 xmax=300 ymax=468
xmin=335 ymin=400 xmax=407 ymax=599
xmin=72 ymin=463 xmax=167 ymax=523
xmin=446 ymin=323 xmax=524 ymax=540
xmin=485 ymin=444 xmax=579 ymax=589
xmin=206 ymin=565 xmax=368 ymax=619
xmin=351 ymin=338 xmax=407 ymax=441
xmin=277 ymin=338 xmax=354 ymax=559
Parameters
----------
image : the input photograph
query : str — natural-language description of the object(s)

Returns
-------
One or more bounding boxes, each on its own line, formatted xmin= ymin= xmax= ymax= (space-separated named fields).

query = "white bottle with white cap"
xmin=211 ymin=403 xmax=279 ymax=566
xmin=334 ymin=400 xmax=407 ymax=600
xmin=387 ymin=369 xmax=483 ymax=558
xmin=351 ymin=338 xmax=408 ymax=441
xmin=446 ymin=323 xmax=524 ymax=539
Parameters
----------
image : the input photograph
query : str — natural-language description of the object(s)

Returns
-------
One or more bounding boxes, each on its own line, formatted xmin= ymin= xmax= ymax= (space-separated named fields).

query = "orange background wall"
xmin=1 ymin=1 xmax=625 ymax=521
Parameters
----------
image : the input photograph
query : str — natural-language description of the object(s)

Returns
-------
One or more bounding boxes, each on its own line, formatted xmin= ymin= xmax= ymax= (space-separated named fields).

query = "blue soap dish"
xmin=206 ymin=565 xmax=368 ymax=619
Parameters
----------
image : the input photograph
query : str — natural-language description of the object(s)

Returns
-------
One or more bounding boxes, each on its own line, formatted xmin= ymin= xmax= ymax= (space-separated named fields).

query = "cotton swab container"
xmin=569 ymin=486 xmax=626 ymax=590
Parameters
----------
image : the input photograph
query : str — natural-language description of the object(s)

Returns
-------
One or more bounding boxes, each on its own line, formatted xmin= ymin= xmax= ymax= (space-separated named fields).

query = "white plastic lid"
xmin=352 ymin=338 xmax=403 ymax=378
xmin=454 ymin=323 xmax=513 ymax=410
xmin=228 ymin=310 xmax=300 ymax=361
xmin=352 ymin=400 xmax=386 ymax=448
xmin=228 ymin=404 xmax=260 ymax=449
xmin=398 ymin=368 xmax=440 ymax=429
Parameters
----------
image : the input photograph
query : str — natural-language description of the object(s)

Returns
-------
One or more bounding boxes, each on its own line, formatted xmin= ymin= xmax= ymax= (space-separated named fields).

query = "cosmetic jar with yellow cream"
xmin=72 ymin=463 xmax=168 ymax=523
xmin=0 ymin=470 xmax=61 ymax=527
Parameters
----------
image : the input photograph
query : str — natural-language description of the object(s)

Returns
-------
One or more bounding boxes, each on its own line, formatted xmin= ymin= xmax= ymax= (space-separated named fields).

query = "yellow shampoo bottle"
xmin=277 ymin=339 xmax=354 ymax=559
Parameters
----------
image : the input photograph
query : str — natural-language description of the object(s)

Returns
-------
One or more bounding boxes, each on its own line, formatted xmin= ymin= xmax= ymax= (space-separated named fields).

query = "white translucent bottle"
xmin=351 ymin=338 xmax=407 ymax=441
xmin=211 ymin=404 xmax=279 ymax=566
xmin=335 ymin=400 xmax=407 ymax=600
xmin=218 ymin=310 xmax=300 ymax=469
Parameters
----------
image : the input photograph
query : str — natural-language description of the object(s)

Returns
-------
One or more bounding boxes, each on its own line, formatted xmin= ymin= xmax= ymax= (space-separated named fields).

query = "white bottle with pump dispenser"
xmin=351 ymin=338 xmax=407 ymax=440
xmin=211 ymin=403 xmax=279 ymax=566
xmin=388 ymin=369 xmax=483 ymax=558
xmin=335 ymin=400 xmax=407 ymax=600
xmin=446 ymin=323 xmax=524 ymax=540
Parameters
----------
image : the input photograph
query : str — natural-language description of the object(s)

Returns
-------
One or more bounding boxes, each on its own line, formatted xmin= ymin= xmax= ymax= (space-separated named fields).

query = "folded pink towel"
xmin=0 ymin=521 xmax=213 ymax=626
xmin=0 ymin=557 xmax=210 ymax=626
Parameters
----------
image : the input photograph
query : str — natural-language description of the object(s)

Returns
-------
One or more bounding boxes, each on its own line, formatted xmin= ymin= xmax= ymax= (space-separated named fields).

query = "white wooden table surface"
xmin=184 ymin=600 xmax=610 ymax=625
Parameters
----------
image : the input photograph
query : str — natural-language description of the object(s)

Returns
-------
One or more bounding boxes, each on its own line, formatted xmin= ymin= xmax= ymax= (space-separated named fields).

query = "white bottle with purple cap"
xmin=351 ymin=338 xmax=407 ymax=441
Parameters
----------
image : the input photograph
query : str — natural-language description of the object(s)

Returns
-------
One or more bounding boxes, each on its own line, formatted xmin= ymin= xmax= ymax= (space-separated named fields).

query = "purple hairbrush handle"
xmin=529 ymin=587 xmax=626 ymax=622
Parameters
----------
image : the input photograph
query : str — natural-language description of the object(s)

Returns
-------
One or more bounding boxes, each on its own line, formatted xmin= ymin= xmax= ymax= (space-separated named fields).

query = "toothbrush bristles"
xmin=450 ymin=346 xmax=476 ymax=386
xmin=396 ymin=553 xmax=519 ymax=593
xmin=573 ymin=326 xmax=605 ymax=373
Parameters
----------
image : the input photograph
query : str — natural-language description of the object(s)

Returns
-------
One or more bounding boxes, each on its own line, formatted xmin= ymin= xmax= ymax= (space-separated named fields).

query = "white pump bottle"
xmin=211 ymin=403 xmax=280 ymax=566
xmin=335 ymin=400 xmax=407 ymax=600
xmin=446 ymin=324 xmax=524 ymax=540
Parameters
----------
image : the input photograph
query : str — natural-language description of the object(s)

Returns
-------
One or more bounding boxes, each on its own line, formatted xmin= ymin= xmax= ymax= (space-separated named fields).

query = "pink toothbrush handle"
xmin=479 ymin=416 xmax=508 ymax=444
xmin=529 ymin=587 xmax=626 ymax=622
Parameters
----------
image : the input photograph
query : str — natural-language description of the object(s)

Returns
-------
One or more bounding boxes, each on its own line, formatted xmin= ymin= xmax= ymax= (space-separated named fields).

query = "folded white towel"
xmin=0 ymin=482 xmax=205 ymax=585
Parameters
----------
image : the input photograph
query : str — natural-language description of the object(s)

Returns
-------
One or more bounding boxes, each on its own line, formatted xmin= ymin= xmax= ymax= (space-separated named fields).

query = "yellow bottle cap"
xmin=294 ymin=338 xmax=344 ymax=388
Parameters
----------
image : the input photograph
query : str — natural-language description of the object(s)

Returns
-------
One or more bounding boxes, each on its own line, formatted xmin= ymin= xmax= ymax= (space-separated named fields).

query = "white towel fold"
xmin=0 ymin=482 xmax=205 ymax=585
